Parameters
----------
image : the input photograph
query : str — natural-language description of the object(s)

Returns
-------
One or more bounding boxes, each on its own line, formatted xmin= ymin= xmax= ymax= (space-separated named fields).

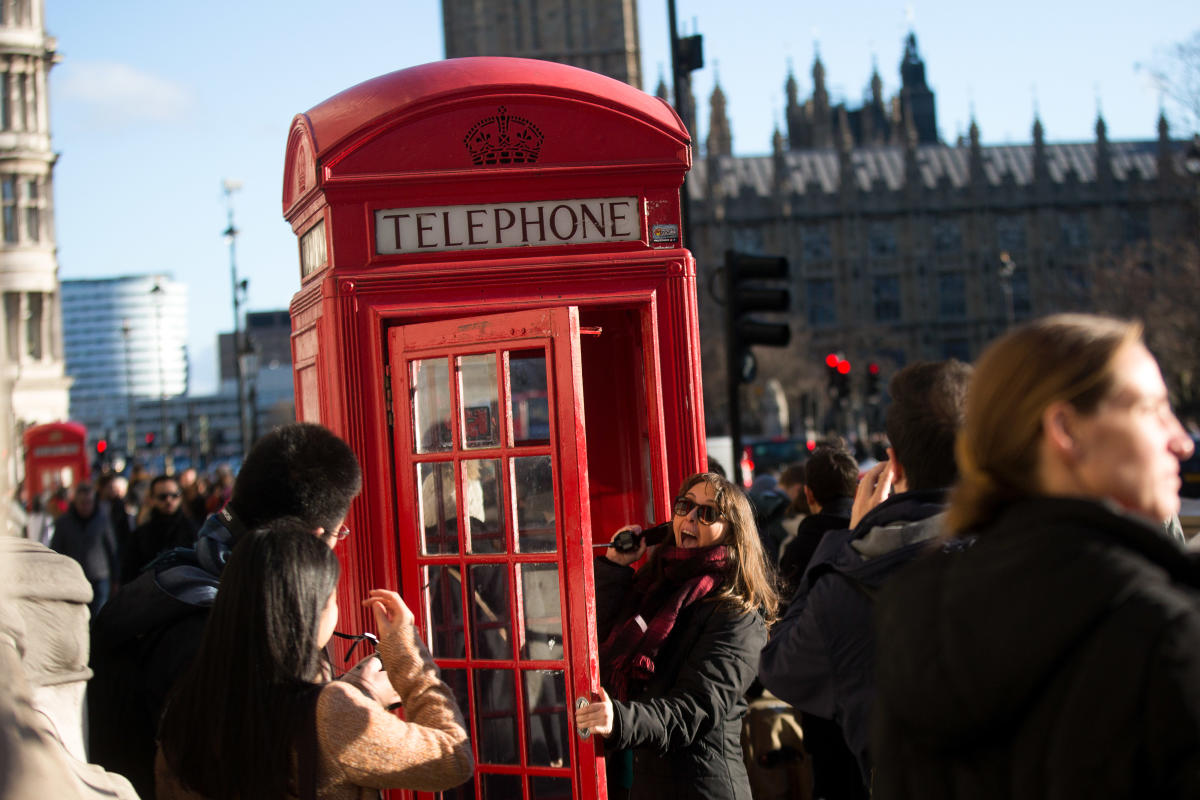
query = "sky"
xmin=47 ymin=0 xmax=1199 ymax=395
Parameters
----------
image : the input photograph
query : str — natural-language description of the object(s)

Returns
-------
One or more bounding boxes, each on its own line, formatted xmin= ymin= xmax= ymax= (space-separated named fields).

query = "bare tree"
xmin=1139 ymin=30 xmax=1200 ymax=135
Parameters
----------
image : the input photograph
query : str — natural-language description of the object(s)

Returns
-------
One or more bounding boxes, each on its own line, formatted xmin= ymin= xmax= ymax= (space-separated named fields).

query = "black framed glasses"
xmin=331 ymin=630 xmax=379 ymax=663
xmin=672 ymin=496 xmax=722 ymax=525
xmin=332 ymin=524 xmax=351 ymax=541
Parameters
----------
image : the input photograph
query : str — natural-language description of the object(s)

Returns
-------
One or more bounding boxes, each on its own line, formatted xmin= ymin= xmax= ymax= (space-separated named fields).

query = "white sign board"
xmin=375 ymin=197 xmax=640 ymax=255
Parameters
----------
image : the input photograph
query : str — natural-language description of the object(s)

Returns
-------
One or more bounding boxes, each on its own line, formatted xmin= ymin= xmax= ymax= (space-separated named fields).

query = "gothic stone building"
xmin=688 ymin=37 xmax=1197 ymax=434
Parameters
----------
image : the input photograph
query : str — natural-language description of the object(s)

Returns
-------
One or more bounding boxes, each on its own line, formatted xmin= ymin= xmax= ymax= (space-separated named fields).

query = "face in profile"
xmin=1070 ymin=343 xmax=1194 ymax=522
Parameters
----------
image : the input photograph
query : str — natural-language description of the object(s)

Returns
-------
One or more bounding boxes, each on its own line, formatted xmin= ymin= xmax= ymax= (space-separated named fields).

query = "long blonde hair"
xmin=947 ymin=313 xmax=1142 ymax=535
xmin=646 ymin=472 xmax=780 ymax=623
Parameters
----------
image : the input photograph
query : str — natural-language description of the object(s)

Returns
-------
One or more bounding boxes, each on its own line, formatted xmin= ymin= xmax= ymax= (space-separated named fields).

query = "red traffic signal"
xmin=825 ymin=353 xmax=839 ymax=368
xmin=868 ymin=362 xmax=880 ymax=375
xmin=145 ymin=432 xmax=156 ymax=445
xmin=836 ymin=359 xmax=851 ymax=375
xmin=95 ymin=439 xmax=107 ymax=455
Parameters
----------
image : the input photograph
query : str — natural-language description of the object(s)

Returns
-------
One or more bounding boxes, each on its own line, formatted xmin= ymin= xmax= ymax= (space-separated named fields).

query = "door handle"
xmin=575 ymin=696 xmax=592 ymax=739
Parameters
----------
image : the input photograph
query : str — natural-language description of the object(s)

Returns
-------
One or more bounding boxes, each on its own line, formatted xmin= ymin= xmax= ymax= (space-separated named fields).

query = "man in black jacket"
xmin=777 ymin=443 xmax=858 ymax=600
xmin=49 ymin=481 xmax=117 ymax=616
xmin=119 ymin=474 xmax=198 ymax=582
xmin=88 ymin=423 xmax=363 ymax=799
xmin=759 ymin=360 xmax=971 ymax=792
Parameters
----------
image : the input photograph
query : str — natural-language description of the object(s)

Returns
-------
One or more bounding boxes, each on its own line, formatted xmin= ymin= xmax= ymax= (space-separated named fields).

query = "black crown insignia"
xmin=463 ymin=106 xmax=544 ymax=166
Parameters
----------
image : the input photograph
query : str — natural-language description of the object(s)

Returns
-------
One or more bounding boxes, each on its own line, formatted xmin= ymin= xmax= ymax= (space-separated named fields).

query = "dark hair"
xmin=948 ymin=314 xmax=1142 ymax=535
xmin=159 ymin=520 xmax=340 ymax=799
xmin=231 ymin=423 xmax=362 ymax=533
xmin=885 ymin=360 xmax=972 ymax=491
xmin=803 ymin=445 xmax=859 ymax=507
xmin=646 ymin=473 xmax=779 ymax=622
xmin=149 ymin=474 xmax=178 ymax=493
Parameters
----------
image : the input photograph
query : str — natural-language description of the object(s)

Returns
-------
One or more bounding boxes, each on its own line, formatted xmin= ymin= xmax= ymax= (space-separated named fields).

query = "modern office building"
xmin=0 ymin=0 xmax=70 ymax=494
xmin=61 ymin=275 xmax=188 ymax=453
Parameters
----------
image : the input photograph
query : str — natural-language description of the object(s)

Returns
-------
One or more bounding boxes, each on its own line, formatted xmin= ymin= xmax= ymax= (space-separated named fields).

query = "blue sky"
xmin=47 ymin=1 xmax=1198 ymax=394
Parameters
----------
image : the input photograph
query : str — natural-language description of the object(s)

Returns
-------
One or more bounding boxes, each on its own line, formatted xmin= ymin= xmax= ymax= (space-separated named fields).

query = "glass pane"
xmin=412 ymin=358 xmax=452 ymax=453
xmin=510 ymin=350 xmax=550 ymax=446
xmin=458 ymin=354 xmax=499 ymax=449
xmin=481 ymin=774 xmax=522 ymax=799
xmin=469 ymin=565 xmax=512 ymax=660
xmin=418 ymin=462 xmax=459 ymax=555
xmin=464 ymin=459 xmax=505 ymax=554
xmin=530 ymin=776 xmax=573 ymax=800
xmin=424 ymin=566 xmax=465 ymax=659
xmin=524 ymin=670 xmax=569 ymax=767
xmin=474 ymin=669 xmax=518 ymax=764
xmin=437 ymin=669 xmax=475 ymax=799
xmin=515 ymin=456 xmax=556 ymax=553
xmin=520 ymin=563 xmax=562 ymax=661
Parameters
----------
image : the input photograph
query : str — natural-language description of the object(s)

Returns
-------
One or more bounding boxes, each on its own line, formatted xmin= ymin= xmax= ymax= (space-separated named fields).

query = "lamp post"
xmin=120 ymin=318 xmax=136 ymax=462
xmin=239 ymin=340 xmax=259 ymax=448
xmin=222 ymin=179 xmax=247 ymax=459
xmin=998 ymin=250 xmax=1016 ymax=330
xmin=150 ymin=282 xmax=172 ymax=474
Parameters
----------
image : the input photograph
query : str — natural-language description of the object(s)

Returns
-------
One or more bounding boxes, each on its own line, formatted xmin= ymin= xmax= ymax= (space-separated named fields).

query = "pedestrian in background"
xmin=49 ymin=481 xmax=117 ymax=616
xmin=575 ymin=471 xmax=778 ymax=800
xmin=874 ymin=314 xmax=1200 ymax=799
xmin=120 ymin=474 xmax=198 ymax=582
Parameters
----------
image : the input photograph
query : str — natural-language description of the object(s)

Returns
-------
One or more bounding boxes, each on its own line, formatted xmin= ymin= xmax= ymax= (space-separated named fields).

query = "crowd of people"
xmin=3 ymin=312 xmax=1198 ymax=800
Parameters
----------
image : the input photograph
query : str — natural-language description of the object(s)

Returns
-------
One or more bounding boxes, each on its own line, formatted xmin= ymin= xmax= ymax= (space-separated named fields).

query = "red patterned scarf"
xmin=600 ymin=543 xmax=731 ymax=701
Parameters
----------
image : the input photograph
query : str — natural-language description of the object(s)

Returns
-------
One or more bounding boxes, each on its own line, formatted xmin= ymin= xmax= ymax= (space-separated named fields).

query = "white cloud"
xmin=57 ymin=61 xmax=194 ymax=126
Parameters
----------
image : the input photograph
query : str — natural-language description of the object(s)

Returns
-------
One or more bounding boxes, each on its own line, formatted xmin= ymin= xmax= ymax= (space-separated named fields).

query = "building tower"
xmin=0 ymin=0 xmax=69 ymax=495
xmin=442 ymin=0 xmax=642 ymax=88
xmin=898 ymin=31 xmax=939 ymax=144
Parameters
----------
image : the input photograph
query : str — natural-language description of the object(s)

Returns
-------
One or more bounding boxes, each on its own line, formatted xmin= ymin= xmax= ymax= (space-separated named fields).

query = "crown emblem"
xmin=463 ymin=106 xmax=544 ymax=166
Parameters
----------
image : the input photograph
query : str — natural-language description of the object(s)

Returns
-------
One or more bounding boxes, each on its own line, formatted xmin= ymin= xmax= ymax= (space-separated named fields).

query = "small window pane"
xmin=530 ymin=776 xmax=573 ymax=800
xmin=469 ymin=564 xmax=512 ymax=660
xmin=418 ymin=462 xmax=458 ymax=554
xmin=510 ymin=350 xmax=550 ymax=445
xmin=424 ymin=566 xmax=465 ymax=658
xmin=412 ymin=358 xmax=452 ymax=453
xmin=473 ymin=669 xmax=518 ymax=764
xmin=520 ymin=563 xmax=562 ymax=661
xmin=481 ymin=774 xmax=522 ymax=798
xmin=514 ymin=455 xmax=555 ymax=553
xmin=458 ymin=354 xmax=499 ymax=449
xmin=464 ymin=459 xmax=504 ymax=553
xmin=524 ymin=670 xmax=569 ymax=767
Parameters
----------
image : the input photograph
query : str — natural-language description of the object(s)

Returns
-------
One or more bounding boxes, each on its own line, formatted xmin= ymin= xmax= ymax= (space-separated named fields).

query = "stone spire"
xmin=1095 ymin=107 xmax=1112 ymax=185
xmin=1156 ymin=110 xmax=1175 ymax=185
xmin=811 ymin=45 xmax=833 ymax=148
xmin=785 ymin=63 xmax=802 ymax=150
xmin=772 ymin=124 xmax=790 ymax=212
xmin=1032 ymin=111 xmax=1049 ymax=187
xmin=654 ymin=70 xmax=669 ymax=103
xmin=706 ymin=79 xmax=732 ymax=157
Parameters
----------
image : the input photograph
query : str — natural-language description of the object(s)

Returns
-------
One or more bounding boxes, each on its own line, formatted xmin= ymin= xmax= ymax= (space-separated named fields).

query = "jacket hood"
xmin=875 ymin=496 xmax=1198 ymax=749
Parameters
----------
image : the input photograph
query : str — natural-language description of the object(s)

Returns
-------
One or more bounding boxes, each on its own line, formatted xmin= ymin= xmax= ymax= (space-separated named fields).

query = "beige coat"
xmin=156 ymin=621 xmax=474 ymax=799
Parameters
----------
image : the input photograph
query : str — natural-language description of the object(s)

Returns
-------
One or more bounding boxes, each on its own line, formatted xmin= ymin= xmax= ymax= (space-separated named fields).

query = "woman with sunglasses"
xmin=575 ymin=472 xmax=779 ymax=800
xmin=156 ymin=520 xmax=473 ymax=800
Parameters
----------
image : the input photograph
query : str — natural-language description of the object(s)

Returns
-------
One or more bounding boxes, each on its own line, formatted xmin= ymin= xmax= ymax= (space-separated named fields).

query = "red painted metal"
xmin=282 ymin=57 xmax=701 ymax=800
xmin=22 ymin=421 xmax=90 ymax=504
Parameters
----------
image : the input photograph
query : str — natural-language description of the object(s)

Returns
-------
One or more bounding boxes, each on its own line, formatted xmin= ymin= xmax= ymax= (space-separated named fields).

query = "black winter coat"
xmin=873 ymin=497 xmax=1200 ymax=800
xmin=594 ymin=557 xmax=767 ymax=800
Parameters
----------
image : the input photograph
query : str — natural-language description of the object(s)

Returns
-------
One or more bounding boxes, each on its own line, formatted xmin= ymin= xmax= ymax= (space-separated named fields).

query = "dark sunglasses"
xmin=673 ymin=496 xmax=722 ymax=525
xmin=155 ymin=491 xmax=181 ymax=501
xmin=332 ymin=630 xmax=379 ymax=663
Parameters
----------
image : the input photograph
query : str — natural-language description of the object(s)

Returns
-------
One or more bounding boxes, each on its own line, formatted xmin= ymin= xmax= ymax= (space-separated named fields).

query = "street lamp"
xmin=120 ymin=318 xmax=136 ymax=461
xmin=239 ymin=339 xmax=259 ymax=448
xmin=223 ymin=179 xmax=247 ymax=458
xmin=150 ymin=282 xmax=172 ymax=474
xmin=998 ymin=251 xmax=1016 ymax=330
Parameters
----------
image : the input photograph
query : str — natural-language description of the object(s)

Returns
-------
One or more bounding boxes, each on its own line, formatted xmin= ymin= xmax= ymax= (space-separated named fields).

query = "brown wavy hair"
xmin=947 ymin=313 xmax=1143 ymax=536
xmin=644 ymin=472 xmax=779 ymax=623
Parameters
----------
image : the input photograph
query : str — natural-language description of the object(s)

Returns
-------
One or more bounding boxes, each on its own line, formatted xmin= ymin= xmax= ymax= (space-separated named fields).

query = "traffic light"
xmin=836 ymin=357 xmax=851 ymax=399
xmin=866 ymin=362 xmax=881 ymax=399
xmin=826 ymin=353 xmax=852 ymax=401
xmin=95 ymin=439 xmax=107 ymax=456
xmin=145 ymin=431 xmax=156 ymax=446
xmin=724 ymin=250 xmax=791 ymax=385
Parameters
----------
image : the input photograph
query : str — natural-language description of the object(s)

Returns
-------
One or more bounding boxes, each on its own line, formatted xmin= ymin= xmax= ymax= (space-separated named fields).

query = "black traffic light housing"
xmin=723 ymin=249 xmax=790 ymax=486
xmin=866 ymin=362 xmax=881 ymax=399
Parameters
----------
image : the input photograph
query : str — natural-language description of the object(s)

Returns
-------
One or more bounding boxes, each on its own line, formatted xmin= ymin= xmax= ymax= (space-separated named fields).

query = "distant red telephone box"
xmin=282 ymin=57 xmax=704 ymax=800
xmin=23 ymin=421 xmax=89 ymax=505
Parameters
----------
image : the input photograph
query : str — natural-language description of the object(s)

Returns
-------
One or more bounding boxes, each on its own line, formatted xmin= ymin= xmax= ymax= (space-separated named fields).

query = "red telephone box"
xmin=23 ymin=421 xmax=90 ymax=505
xmin=282 ymin=57 xmax=705 ymax=800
